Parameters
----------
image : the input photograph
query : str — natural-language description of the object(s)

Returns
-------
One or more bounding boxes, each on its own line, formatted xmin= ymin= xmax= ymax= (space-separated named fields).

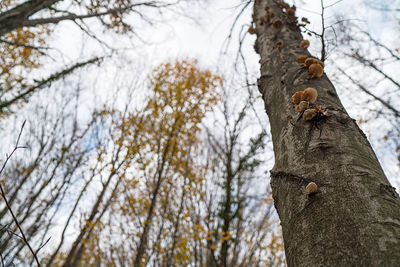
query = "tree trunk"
xmin=253 ymin=0 xmax=400 ymax=266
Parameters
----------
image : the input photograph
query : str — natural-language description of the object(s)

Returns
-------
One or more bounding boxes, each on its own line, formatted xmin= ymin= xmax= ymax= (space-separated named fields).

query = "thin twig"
xmin=6 ymin=228 xmax=24 ymax=240
xmin=0 ymin=57 xmax=103 ymax=112
xmin=0 ymin=251 xmax=4 ymax=267
xmin=235 ymin=24 xmax=264 ymax=129
xmin=320 ymin=0 xmax=326 ymax=61
xmin=336 ymin=67 xmax=400 ymax=117
xmin=35 ymin=237 xmax=52 ymax=255
xmin=0 ymin=38 xmax=50 ymax=54
xmin=0 ymin=121 xmax=41 ymax=266
xmin=325 ymin=0 xmax=343 ymax=9
xmin=221 ymin=0 xmax=252 ymax=54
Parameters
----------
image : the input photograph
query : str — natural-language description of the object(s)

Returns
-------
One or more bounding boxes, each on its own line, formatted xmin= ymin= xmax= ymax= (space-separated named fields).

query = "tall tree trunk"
xmin=253 ymin=0 xmax=400 ymax=266
xmin=220 ymin=157 xmax=233 ymax=267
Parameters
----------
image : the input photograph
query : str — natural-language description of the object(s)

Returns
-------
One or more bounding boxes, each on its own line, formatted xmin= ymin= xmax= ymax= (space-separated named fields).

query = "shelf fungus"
xmin=273 ymin=19 xmax=283 ymax=29
xmin=248 ymin=26 xmax=256 ymax=35
xmin=303 ymin=108 xmax=318 ymax=121
xmin=297 ymin=54 xmax=324 ymax=78
xmin=302 ymin=87 xmax=318 ymax=103
xmin=295 ymin=100 xmax=309 ymax=113
xmin=306 ymin=182 xmax=318 ymax=195
xmin=290 ymin=88 xmax=328 ymax=122
xmin=297 ymin=55 xmax=308 ymax=65
xmin=286 ymin=7 xmax=296 ymax=20
xmin=292 ymin=87 xmax=318 ymax=108
xmin=300 ymin=39 xmax=310 ymax=49
xmin=309 ymin=63 xmax=324 ymax=78
xmin=304 ymin=57 xmax=315 ymax=67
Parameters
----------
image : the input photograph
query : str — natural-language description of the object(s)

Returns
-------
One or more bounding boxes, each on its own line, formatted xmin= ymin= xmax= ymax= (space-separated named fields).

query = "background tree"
xmin=0 ymin=87 xmax=102 ymax=266
xmin=0 ymin=58 xmax=286 ymax=266
xmin=252 ymin=0 xmax=400 ymax=265
xmin=200 ymin=86 xmax=284 ymax=267
xmin=45 ymin=60 xmax=221 ymax=266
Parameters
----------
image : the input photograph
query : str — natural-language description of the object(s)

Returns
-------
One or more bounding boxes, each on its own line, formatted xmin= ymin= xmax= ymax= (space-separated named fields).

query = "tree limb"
xmin=0 ymin=57 xmax=103 ymax=112
xmin=337 ymin=67 xmax=400 ymax=118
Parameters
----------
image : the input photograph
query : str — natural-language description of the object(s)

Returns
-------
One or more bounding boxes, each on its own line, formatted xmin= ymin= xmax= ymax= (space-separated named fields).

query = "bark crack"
xmin=270 ymin=170 xmax=328 ymax=187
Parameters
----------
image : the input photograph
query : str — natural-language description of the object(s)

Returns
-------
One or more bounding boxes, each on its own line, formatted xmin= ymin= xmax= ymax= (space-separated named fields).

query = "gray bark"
xmin=253 ymin=0 xmax=400 ymax=266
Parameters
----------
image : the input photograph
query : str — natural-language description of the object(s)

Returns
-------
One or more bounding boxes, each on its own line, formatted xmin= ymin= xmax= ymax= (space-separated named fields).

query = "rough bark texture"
xmin=254 ymin=0 xmax=400 ymax=266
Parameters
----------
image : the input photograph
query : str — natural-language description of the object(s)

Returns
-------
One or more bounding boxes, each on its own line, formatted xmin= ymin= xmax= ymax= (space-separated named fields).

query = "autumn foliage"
xmin=0 ymin=59 xmax=286 ymax=266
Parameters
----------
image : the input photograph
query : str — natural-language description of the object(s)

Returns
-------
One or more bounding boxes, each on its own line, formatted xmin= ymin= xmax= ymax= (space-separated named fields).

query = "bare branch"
xmin=351 ymin=52 xmax=400 ymax=90
xmin=221 ymin=0 xmax=252 ymax=54
xmin=0 ymin=38 xmax=50 ymax=53
xmin=0 ymin=1 xmax=179 ymax=36
xmin=0 ymin=57 xmax=103 ymax=112
xmin=320 ymin=0 xmax=326 ymax=61
xmin=337 ymin=67 xmax=400 ymax=118
xmin=35 ymin=236 xmax=51 ymax=255
xmin=0 ymin=121 xmax=41 ymax=266
xmin=325 ymin=0 xmax=343 ymax=9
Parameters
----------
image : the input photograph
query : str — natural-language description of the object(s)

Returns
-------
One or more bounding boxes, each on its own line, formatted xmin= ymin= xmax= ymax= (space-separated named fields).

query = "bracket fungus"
xmin=309 ymin=63 xmax=324 ymax=78
xmin=296 ymin=39 xmax=324 ymax=78
xmin=273 ymin=19 xmax=283 ymax=29
xmin=295 ymin=100 xmax=309 ymax=113
xmin=291 ymin=87 xmax=318 ymax=107
xmin=306 ymin=182 xmax=318 ymax=195
xmin=302 ymin=87 xmax=318 ymax=103
xmin=290 ymin=88 xmax=326 ymax=122
xmin=297 ymin=55 xmax=308 ymax=65
xmin=298 ymin=57 xmax=324 ymax=78
xmin=248 ymin=26 xmax=256 ymax=35
xmin=299 ymin=39 xmax=310 ymax=49
xmin=303 ymin=108 xmax=318 ymax=121
xmin=286 ymin=7 xmax=296 ymax=19
xmin=304 ymin=57 xmax=315 ymax=67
